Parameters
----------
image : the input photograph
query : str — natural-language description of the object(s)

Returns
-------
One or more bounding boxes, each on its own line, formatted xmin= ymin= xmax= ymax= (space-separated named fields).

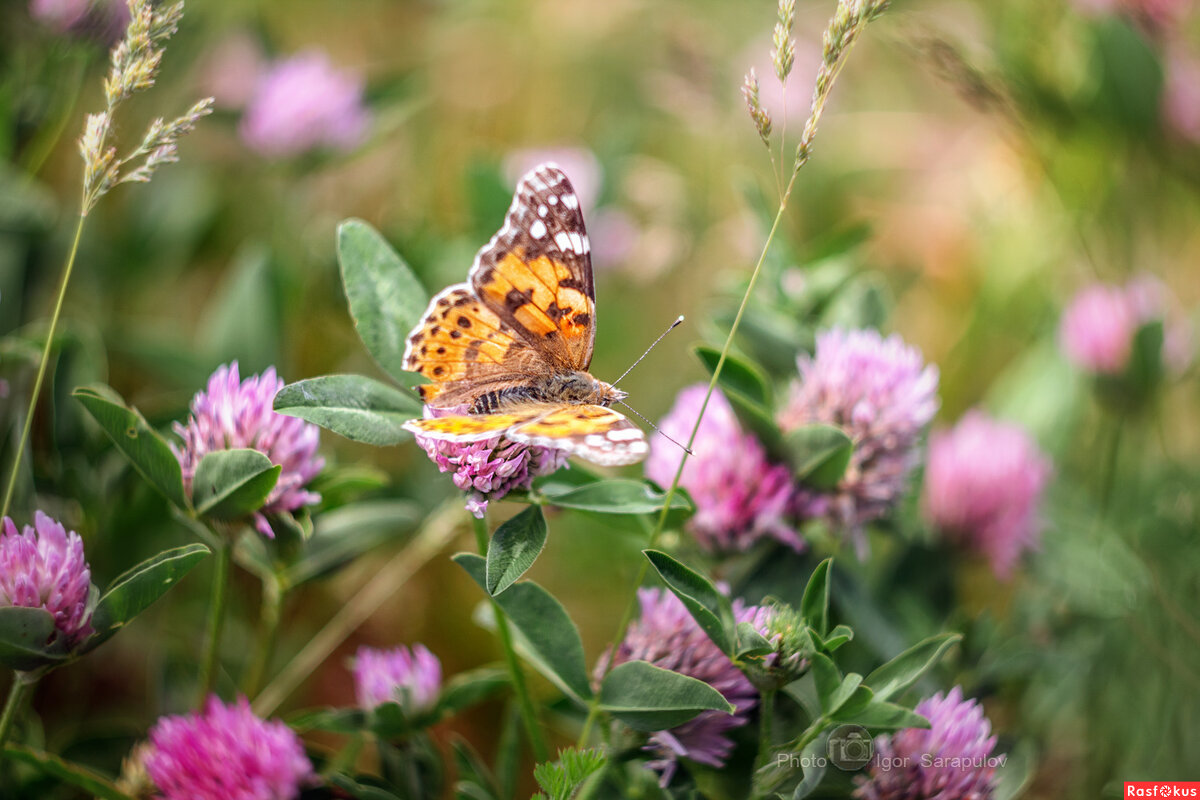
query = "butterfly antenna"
xmin=617 ymin=399 xmax=694 ymax=456
xmin=612 ymin=315 xmax=685 ymax=388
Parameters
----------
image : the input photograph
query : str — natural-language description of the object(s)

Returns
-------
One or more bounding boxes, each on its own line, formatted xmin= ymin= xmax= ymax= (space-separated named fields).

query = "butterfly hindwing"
xmin=402 ymin=411 xmax=539 ymax=443
xmin=470 ymin=164 xmax=596 ymax=371
xmin=508 ymin=404 xmax=648 ymax=466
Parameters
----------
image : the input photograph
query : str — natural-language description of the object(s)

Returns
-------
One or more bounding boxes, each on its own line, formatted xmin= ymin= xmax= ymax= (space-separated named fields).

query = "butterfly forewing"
xmin=469 ymin=164 xmax=596 ymax=371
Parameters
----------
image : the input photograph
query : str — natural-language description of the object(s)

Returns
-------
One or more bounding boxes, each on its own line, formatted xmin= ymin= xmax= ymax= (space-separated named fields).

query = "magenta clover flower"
xmin=172 ymin=362 xmax=323 ymax=537
xmin=352 ymin=644 xmax=443 ymax=714
xmin=0 ymin=511 xmax=95 ymax=647
xmin=855 ymin=686 xmax=1002 ymax=800
xmin=144 ymin=695 xmax=314 ymax=800
xmin=1059 ymin=275 xmax=1192 ymax=377
xmin=646 ymin=384 xmax=802 ymax=554
xmin=413 ymin=405 xmax=569 ymax=518
xmin=780 ymin=328 xmax=939 ymax=554
xmin=600 ymin=587 xmax=762 ymax=786
xmin=239 ymin=50 xmax=370 ymax=158
xmin=923 ymin=411 xmax=1052 ymax=578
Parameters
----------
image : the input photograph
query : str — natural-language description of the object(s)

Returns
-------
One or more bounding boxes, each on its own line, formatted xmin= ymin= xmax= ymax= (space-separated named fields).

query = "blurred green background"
xmin=2 ymin=0 xmax=1198 ymax=796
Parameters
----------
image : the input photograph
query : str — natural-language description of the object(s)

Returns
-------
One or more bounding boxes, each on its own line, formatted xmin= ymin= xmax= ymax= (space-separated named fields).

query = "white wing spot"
xmin=547 ymin=195 xmax=558 ymax=205
xmin=530 ymin=219 xmax=547 ymax=239
xmin=581 ymin=235 xmax=590 ymax=254
xmin=585 ymin=434 xmax=605 ymax=447
xmin=554 ymin=231 xmax=572 ymax=252
xmin=568 ymin=232 xmax=584 ymax=254
xmin=608 ymin=428 xmax=643 ymax=441
xmin=562 ymin=193 xmax=579 ymax=210
xmin=538 ymin=204 xmax=548 ymax=217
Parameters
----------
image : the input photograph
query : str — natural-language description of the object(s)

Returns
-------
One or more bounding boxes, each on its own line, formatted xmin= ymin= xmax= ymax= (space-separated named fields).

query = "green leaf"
xmin=865 ymin=632 xmax=961 ymax=702
xmin=801 ymin=558 xmax=832 ymax=638
xmin=810 ymin=653 xmax=841 ymax=711
xmin=823 ymin=624 xmax=853 ymax=652
xmin=2 ymin=745 xmax=132 ymax=800
xmin=788 ymin=735 xmax=828 ymax=800
xmin=274 ymin=374 xmax=422 ymax=446
xmin=338 ymin=218 xmax=429 ymax=386
xmin=643 ymin=550 xmax=734 ymax=656
xmin=838 ymin=698 xmax=929 ymax=730
xmin=598 ymin=660 xmax=734 ymax=732
xmin=328 ymin=773 xmax=405 ymax=800
xmin=734 ymin=621 xmax=775 ymax=659
xmin=82 ymin=544 xmax=210 ymax=653
xmin=786 ymin=425 xmax=853 ymax=488
xmin=73 ymin=385 xmax=187 ymax=510
xmin=191 ymin=449 xmax=281 ymax=518
xmin=486 ymin=506 xmax=548 ymax=596
xmin=0 ymin=606 xmax=68 ymax=671
xmin=288 ymin=707 xmax=367 ymax=734
xmin=692 ymin=345 xmax=772 ymax=407
xmin=454 ymin=554 xmax=592 ymax=701
xmin=539 ymin=479 xmax=694 ymax=516
xmin=825 ymin=673 xmax=864 ymax=716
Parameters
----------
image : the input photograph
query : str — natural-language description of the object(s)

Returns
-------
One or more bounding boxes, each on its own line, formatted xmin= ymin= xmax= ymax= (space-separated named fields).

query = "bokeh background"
xmin=2 ymin=0 xmax=1198 ymax=797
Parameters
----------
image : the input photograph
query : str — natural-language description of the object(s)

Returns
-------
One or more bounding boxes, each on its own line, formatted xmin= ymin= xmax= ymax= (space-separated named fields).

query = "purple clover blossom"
xmin=29 ymin=0 xmax=89 ymax=29
xmin=173 ymin=362 xmax=323 ymax=537
xmin=779 ymin=328 xmax=939 ymax=554
xmin=600 ymin=588 xmax=761 ymax=786
xmin=855 ymin=687 xmax=1001 ymax=800
xmin=646 ymin=385 xmax=802 ymax=554
xmin=352 ymin=644 xmax=443 ymax=714
xmin=239 ymin=50 xmax=370 ymax=158
xmin=0 ymin=512 xmax=94 ymax=647
xmin=144 ymin=695 xmax=313 ymax=800
xmin=414 ymin=405 xmax=569 ymax=518
xmin=1059 ymin=276 xmax=1193 ymax=377
xmin=923 ymin=411 xmax=1052 ymax=579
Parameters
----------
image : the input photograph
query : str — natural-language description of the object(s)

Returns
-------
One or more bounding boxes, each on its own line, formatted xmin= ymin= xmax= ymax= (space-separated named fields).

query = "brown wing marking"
xmin=469 ymin=163 xmax=596 ymax=370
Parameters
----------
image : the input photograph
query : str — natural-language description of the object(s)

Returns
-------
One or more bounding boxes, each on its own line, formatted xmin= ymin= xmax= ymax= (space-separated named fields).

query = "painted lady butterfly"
xmin=401 ymin=163 xmax=649 ymax=466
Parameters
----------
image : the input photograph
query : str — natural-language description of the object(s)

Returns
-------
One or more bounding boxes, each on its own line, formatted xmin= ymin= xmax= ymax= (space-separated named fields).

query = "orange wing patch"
xmin=403 ymin=285 xmax=529 ymax=403
xmin=475 ymin=248 xmax=594 ymax=365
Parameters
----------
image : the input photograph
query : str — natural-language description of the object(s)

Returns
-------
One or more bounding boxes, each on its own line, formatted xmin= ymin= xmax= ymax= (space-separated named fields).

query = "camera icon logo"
xmin=827 ymin=724 xmax=873 ymax=770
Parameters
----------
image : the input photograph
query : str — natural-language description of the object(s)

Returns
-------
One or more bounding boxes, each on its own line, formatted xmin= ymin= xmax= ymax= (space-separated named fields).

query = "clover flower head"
xmin=0 ymin=511 xmax=94 ymax=646
xmin=923 ymin=411 xmax=1052 ymax=578
xmin=646 ymin=385 xmax=802 ymax=554
xmin=600 ymin=587 xmax=762 ymax=786
xmin=239 ymin=50 xmax=370 ymax=158
xmin=855 ymin=686 xmax=1001 ymax=800
xmin=1060 ymin=275 xmax=1192 ymax=376
xmin=352 ymin=644 xmax=443 ymax=714
xmin=144 ymin=695 xmax=313 ymax=800
xmin=172 ymin=362 xmax=323 ymax=537
xmin=780 ymin=328 xmax=939 ymax=553
xmin=414 ymin=405 xmax=569 ymax=518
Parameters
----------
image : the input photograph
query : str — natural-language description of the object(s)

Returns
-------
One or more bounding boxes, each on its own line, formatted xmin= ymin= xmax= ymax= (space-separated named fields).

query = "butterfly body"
xmin=401 ymin=164 xmax=648 ymax=466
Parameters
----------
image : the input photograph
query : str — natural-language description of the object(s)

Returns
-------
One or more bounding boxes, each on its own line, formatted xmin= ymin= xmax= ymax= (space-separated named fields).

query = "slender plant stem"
xmin=578 ymin=174 xmax=801 ymax=749
xmin=2 ymin=216 xmax=87 ymax=520
xmin=1099 ymin=415 xmax=1124 ymax=517
xmin=244 ymin=575 xmax=284 ymax=698
xmin=253 ymin=500 xmax=462 ymax=717
xmin=0 ymin=675 xmax=30 ymax=749
xmin=196 ymin=539 xmax=231 ymax=706
xmin=751 ymin=689 xmax=777 ymax=800
xmin=473 ymin=515 xmax=549 ymax=763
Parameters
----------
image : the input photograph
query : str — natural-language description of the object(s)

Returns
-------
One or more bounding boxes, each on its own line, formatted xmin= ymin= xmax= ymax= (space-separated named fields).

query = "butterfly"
xmin=400 ymin=163 xmax=649 ymax=466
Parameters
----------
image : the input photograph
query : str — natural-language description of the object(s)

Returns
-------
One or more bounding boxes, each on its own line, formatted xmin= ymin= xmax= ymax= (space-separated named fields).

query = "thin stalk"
xmin=196 ymin=539 xmax=231 ymax=706
xmin=0 ymin=675 xmax=30 ymax=749
xmin=253 ymin=500 xmax=463 ymax=717
xmin=578 ymin=174 xmax=801 ymax=749
xmin=244 ymin=575 xmax=284 ymax=698
xmin=2 ymin=216 xmax=86 ymax=520
xmin=473 ymin=515 xmax=549 ymax=763
xmin=750 ymin=689 xmax=778 ymax=800
xmin=1099 ymin=415 xmax=1124 ymax=517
